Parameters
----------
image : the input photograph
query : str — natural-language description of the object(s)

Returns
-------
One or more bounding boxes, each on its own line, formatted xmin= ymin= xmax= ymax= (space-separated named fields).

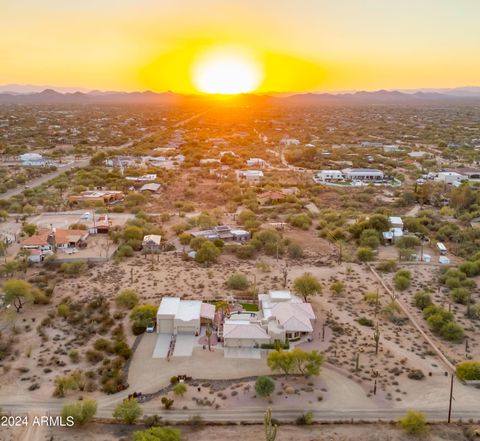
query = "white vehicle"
xmin=437 ymin=242 xmax=447 ymax=255
xmin=146 ymin=324 xmax=155 ymax=333
xmin=80 ymin=212 xmax=91 ymax=220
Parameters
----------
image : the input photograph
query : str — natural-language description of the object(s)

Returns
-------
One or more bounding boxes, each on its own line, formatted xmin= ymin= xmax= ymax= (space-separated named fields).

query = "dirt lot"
xmin=3 ymin=422 xmax=476 ymax=441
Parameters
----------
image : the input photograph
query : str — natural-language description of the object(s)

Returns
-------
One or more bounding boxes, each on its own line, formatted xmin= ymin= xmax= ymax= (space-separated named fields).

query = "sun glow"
xmin=191 ymin=47 xmax=262 ymax=95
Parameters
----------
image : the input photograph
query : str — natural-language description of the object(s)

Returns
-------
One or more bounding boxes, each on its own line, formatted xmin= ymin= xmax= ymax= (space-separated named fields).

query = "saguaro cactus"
xmin=374 ymin=324 xmax=380 ymax=355
xmin=264 ymin=407 xmax=277 ymax=441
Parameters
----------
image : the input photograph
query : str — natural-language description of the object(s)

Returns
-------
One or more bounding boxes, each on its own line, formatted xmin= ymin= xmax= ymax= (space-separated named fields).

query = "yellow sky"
xmin=1 ymin=0 xmax=480 ymax=93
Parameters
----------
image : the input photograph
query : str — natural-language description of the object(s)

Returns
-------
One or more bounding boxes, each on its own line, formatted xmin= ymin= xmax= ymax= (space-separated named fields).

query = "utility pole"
xmin=448 ymin=373 xmax=454 ymax=424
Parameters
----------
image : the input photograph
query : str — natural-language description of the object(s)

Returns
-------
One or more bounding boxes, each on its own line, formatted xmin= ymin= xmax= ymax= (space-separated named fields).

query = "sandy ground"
xmin=1 ymin=422 xmax=476 ymax=441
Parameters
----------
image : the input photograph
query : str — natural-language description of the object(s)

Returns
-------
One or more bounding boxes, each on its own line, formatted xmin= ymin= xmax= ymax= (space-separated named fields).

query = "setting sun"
xmin=191 ymin=47 xmax=262 ymax=95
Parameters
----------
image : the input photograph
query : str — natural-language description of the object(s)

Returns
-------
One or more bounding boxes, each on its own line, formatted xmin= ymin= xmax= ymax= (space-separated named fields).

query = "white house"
xmin=435 ymin=172 xmax=468 ymax=185
xmin=156 ymin=297 xmax=215 ymax=335
xmin=222 ymin=290 xmax=315 ymax=349
xmin=259 ymin=290 xmax=315 ymax=342
xmin=19 ymin=153 xmax=46 ymax=166
xmin=389 ymin=216 xmax=404 ymax=229
xmin=236 ymin=170 xmax=264 ymax=182
xmin=223 ymin=319 xmax=271 ymax=348
xmin=246 ymin=158 xmax=267 ymax=168
xmin=313 ymin=170 xmax=344 ymax=183
xmin=342 ymin=168 xmax=384 ymax=181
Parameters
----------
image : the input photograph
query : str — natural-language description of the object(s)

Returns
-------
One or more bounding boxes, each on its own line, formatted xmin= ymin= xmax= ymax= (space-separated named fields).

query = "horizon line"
xmin=1 ymin=84 xmax=480 ymax=97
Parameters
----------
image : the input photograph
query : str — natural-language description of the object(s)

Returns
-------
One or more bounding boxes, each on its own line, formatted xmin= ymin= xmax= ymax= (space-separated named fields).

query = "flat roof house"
xmin=156 ymin=297 xmax=215 ymax=336
xmin=191 ymin=226 xmax=250 ymax=243
xmin=69 ymin=190 xmax=124 ymax=205
xmin=342 ymin=168 xmax=384 ymax=180
xmin=236 ymin=170 xmax=264 ymax=182
xmin=313 ymin=170 xmax=344 ymax=183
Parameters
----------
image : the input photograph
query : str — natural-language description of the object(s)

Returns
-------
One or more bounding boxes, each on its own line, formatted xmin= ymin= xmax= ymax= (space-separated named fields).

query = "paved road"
xmin=1 ymin=401 xmax=478 ymax=424
xmin=0 ymin=159 xmax=89 ymax=200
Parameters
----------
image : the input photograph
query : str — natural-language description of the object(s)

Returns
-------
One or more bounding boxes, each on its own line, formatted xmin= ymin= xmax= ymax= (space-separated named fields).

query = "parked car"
xmin=146 ymin=324 xmax=155 ymax=333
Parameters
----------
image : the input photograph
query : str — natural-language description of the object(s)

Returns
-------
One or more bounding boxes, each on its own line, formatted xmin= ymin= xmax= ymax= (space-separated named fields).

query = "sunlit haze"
xmin=1 ymin=0 xmax=480 ymax=93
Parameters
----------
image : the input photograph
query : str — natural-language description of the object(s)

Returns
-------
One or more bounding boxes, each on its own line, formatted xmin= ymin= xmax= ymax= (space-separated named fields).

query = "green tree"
xmin=123 ymin=226 xmax=144 ymax=241
xmin=267 ymin=350 xmax=295 ymax=375
xmin=195 ymin=241 xmax=221 ymax=266
xmin=61 ymin=399 xmax=97 ymax=426
xmin=398 ymin=410 xmax=428 ymax=436
xmin=22 ymin=223 xmax=37 ymax=236
xmin=116 ymin=289 xmax=139 ymax=309
xmin=255 ymin=376 xmax=275 ymax=398
xmin=113 ymin=398 xmax=143 ymax=424
xmin=3 ymin=278 xmax=33 ymax=312
xmin=0 ymin=261 xmax=18 ymax=278
xmin=293 ymin=272 xmax=322 ymax=301
xmin=132 ymin=427 xmax=181 ymax=441
xmin=130 ymin=304 xmax=157 ymax=334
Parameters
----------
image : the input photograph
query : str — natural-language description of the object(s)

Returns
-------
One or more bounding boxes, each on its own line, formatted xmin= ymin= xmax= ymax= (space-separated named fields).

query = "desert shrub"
xmin=132 ymin=427 xmax=181 ymax=441
xmin=113 ymin=398 xmax=143 ymax=424
xmin=57 ymin=303 xmax=70 ymax=318
xmin=357 ymin=317 xmax=374 ymax=327
xmin=456 ymin=361 xmax=480 ymax=381
xmin=450 ymin=287 xmax=470 ymax=305
xmin=296 ymin=411 xmax=314 ymax=425
xmin=396 ymin=236 xmax=421 ymax=249
xmin=440 ymin=321 xmax=464 ymax=342
xmin=398 ymin=410 xmax=428 ymax=435
xmin=287 ymin=242 xmax=304 ymax=259
xmin=376 ymin=260 xmax=397 ymax=272
xmin=459 ymin=260 xmax=480 ymax=277
xmin=226 ymin=272 xmax=249 ymax=290
xmin=359 ymin=229 xmax=381 ymax=249
xmin=235 ymin=244 xmax=256 ymax=259
xmin=60 ymin=261 xmax=87 ymax=277
xmin=61 ymin=399 xmax=97 ymax=426
xmin=114 ymin=341 xmax=132 ymax=359
xmin=68 ymin=350 xmax=80 ymax=364
xmin=357 ymin=246 xmax=374 ymax=262
xmin=330 ymin=281 xmax=345 ymax=296
xmin=289 ymin=213 xmax=312 ymax=230
xmin=394 ymin=270 xmax=411 ymax=291
xmin=469 ymin=304 xmax=480 ymax=319
xmin=161 ymin=396 xmax=174 ymax=409
xmin=413 ymin=291 xmax=432 ymax=310
xmin=407 ymin=369 xmax=425 ymax=380
xmin=86 ymin=350 xmax=104 ymax=364
xmin=115 ymin=289 xmax=139 ymax=309
xmin=117 ymin=244 xmax=134 ymax=258
xmin=173 ymin=383 xmax=187 ymax=397
xmin=255 ymin=376 xmax=275 ymax=397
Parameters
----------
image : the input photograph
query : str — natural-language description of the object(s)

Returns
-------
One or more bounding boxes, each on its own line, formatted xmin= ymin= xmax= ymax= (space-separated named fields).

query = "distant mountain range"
xmin=1 ymin=86 xmax=480 ymax=105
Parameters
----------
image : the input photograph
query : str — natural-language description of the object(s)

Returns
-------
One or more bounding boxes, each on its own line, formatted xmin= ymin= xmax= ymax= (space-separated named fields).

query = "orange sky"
xmin=1 ymin=0 xmax=480 ymax=93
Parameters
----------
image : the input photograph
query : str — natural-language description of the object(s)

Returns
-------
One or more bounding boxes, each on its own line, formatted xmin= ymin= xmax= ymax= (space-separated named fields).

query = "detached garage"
xmin=157 ymin=297 xmax=212 ymax=336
